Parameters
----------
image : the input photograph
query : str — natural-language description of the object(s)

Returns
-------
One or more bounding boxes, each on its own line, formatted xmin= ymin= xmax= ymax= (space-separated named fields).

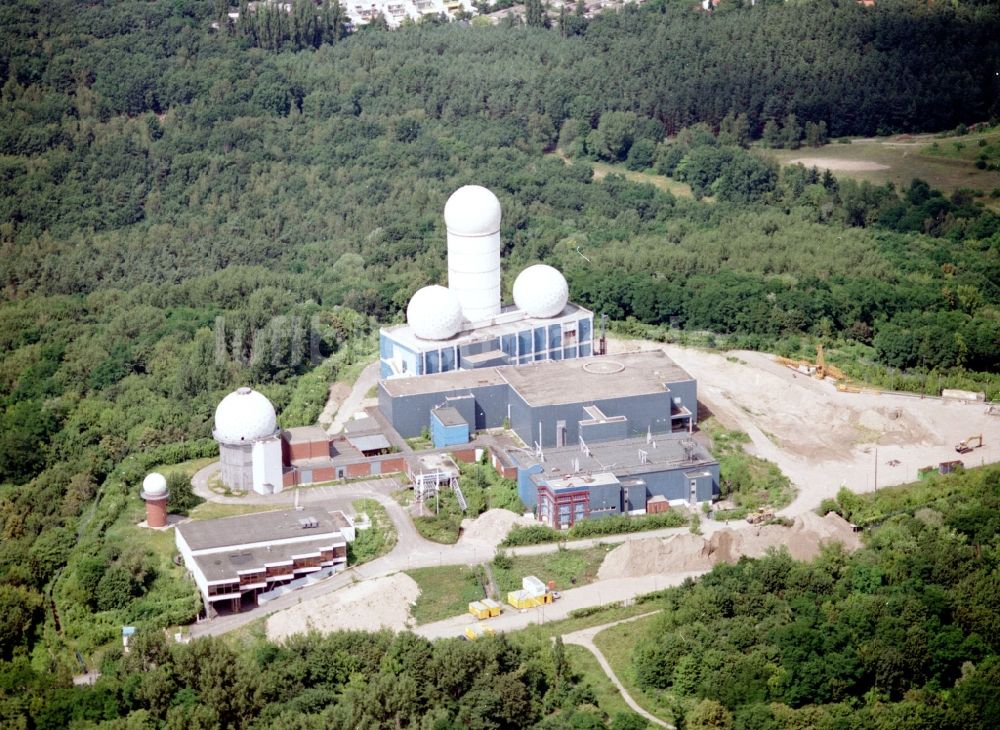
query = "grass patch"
xmin=593 ymin=615 xmax=677 ymax=725
xmin=413 ymin=512 xmax=462 ymax=544
xmin=492 ymin=546 xmax=612 ymax=594
xmin=702 ymin=417 xmax=795 ymax=511
xmin=406 ymin=565 xmax=488 ymax=624
xmin=348 ymin=498 xmax=396 ymax=564
xmin=762 ymin=132 xmax=1000 ymax=209
xmin=502 ymin=510 xmax=688 ymax=547
xmin=412 ymin=461 xmax=524 ymax=545
xmin=148 ymin=456 xmax=215 ymax=478
xmin=564 ymin=644 xmax=632 ymax=718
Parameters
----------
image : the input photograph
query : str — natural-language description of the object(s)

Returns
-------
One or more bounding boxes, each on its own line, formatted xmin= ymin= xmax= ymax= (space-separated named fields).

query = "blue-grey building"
xmin=377 ymin=350 xmax=717 ymax=524
xmin=379 ymin=303 xmax=595 ymax=380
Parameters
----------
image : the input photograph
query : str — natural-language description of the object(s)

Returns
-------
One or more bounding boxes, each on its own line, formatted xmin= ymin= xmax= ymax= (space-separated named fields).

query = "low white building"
xmin=175 ymin=509 xmax=348 ymax=616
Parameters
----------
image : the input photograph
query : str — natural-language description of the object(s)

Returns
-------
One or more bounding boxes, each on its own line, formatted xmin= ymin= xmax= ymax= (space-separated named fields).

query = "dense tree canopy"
xmin=0 ymin=0 xmax=998 ymax=722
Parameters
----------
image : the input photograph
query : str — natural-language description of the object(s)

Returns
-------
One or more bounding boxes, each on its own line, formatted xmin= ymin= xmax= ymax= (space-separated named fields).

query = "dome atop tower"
xmin=214 ymin=387 xmax=278 ymax=445
xmin=407 ymin=285 xmax=464 ymax=340
xmin=513 ymin=264 xmax=569 ymax=319
xmin=141 ymin=472 xmax=168 ymax=499
xmin=443 ymin=185 xmax=502 ymax=237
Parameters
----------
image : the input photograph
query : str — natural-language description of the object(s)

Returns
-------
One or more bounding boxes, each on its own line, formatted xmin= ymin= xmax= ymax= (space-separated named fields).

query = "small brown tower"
xmin=140 ymin=472 xmax=169 ymax=528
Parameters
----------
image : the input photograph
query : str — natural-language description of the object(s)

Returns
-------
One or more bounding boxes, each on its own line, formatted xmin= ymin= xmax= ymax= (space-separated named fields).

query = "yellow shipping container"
xmin=481 ymin=598 xmax=502 ymax=617
xmin=468 ymin=601 xmax=490 ymax=620
xmin=507 ymin=590 xmax=551 ymax=609
xmin=464 ymin=623 xmax=495 ymax=640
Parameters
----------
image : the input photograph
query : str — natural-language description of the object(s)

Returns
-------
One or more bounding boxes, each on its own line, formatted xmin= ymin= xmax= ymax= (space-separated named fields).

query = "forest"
xmin=0 ymin=0 xmax=999 ymax=726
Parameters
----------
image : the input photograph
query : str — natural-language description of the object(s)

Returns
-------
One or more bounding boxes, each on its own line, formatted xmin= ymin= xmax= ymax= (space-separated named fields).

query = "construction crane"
xmin=955 ymin=434 xmax=984 ymax=454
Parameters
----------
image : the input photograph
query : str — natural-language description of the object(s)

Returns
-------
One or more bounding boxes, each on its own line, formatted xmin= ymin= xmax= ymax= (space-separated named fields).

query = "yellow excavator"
xmin=955 ymin=435 xmax=984 ymax=454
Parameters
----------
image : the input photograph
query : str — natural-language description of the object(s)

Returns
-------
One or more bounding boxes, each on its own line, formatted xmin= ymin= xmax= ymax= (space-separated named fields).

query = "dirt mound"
xmin=266 ymin=572 xmax=419 ymax=641
xmin=460 ymin=508 xmax=535 ymax=545
xmin=599 ymin=513 xmax=863 ymax=579
xmin=597 ymin=533 xmax=717 ymax=579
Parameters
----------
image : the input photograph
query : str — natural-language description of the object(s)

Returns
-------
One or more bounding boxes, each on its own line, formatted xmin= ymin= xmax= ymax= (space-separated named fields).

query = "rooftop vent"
xmin=299 ymin=516 xmax=319 ymax=529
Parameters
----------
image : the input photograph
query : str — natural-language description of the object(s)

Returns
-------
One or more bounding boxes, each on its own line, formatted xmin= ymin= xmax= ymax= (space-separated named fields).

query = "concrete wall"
xmin=579 ymin=418 xmax=629 ymax=444
xmin=252 ymin=437 xmax=284 ymax=495
xmin=517 ymin=464 xmax=544 ymax=508
xmin=219 ymin=442 xmax=253 ymax=492
xmin=641 ymin=462 xmax=720 ymax=503
xmin=431 ymin=411 xmax=469 ymax=448
xmin=588 ymin=482 xmax=622 ymax=518
xmin=382 ymin=383 xmax=509 ymax=437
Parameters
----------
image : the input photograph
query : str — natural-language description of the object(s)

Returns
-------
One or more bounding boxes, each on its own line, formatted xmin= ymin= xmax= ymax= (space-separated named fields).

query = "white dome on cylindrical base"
xmin=445 ymin=186 xmax=502 ymax=322
xmin=513 ymin=264 xmax=569 ymax=318
xmin=407 ymin=285 xmax=464 ymax=340
xmin=214 ymin=387 xmax=278 ymax=444
xmin=140 ymin=472 xmax=168 ymax=500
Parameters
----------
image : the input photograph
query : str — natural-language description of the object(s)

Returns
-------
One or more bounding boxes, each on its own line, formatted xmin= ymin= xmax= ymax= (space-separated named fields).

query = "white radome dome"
xmin=142 ymin=472 xmax=168 ymax=498
xmin=407 ymin=285 xmax=464 ymax=340
xmin=214 ymin=387 xmax=278 ymax=444
xmin=444 ymin=185 xmax=502 ymax=236
xmin=513 ymin=264 xmax=569 ymax=318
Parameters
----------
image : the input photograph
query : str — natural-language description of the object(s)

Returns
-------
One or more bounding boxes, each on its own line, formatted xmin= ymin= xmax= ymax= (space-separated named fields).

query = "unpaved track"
xmin=563 ymin=613 xmax=672 ymax=728
xmin=608 ymin=337 xmax=1000 ymax=515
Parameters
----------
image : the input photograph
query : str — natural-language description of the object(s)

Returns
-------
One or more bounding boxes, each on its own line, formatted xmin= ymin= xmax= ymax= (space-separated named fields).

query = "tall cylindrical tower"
xmin=444 ymin=185 xmax=502 ymax=322
xmin=140 ymin=472 xmax=169 ymax=528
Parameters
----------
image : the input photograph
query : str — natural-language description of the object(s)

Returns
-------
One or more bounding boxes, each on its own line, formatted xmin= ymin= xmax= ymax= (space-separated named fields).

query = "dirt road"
xmin=563 ymin=613 xmax=672 ymax=728
xmin=609 ymin=337 xmax=1000 ymax=516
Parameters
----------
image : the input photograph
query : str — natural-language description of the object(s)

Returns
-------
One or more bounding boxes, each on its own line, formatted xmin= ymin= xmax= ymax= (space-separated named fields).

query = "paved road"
xmin=414 ymin=572 xmax=702 ymax=641
xmin=563 ymin=613 xmax=673 ymax=728
xmin=328 ymin=361 xmax=381 ymax=435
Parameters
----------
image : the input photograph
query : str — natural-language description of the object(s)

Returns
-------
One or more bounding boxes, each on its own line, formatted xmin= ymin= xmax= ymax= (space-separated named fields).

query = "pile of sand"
xmin=460 ymin=508 xmax=535 ymax=545
xmin=598 ymin=513 xmax=862 ymax=579
xmin=266 ymin=572 xmax=419 ymax=641
xmin=789 ymin=157 xmax=889 ymax=172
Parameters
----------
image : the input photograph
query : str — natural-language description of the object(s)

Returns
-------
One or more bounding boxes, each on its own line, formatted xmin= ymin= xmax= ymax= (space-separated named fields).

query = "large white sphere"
xmin=513 ymin=264 xmax=569 ymax=319
xmin=407 ymin=285 xmax=464 ymax=340
xmin=444 ymin=185 xmax=502 ymax=236
xmin=142 ymin=472 xmax=168 ymax=497
xmin=214 ymin=387 xmax=278 ymax=444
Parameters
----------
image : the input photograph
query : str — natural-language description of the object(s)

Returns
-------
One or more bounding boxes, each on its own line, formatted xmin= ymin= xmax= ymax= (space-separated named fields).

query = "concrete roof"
xmin=344 ymin=416 xmax=380 ymax=436
xmin=380 ymin=367 xmax=507 ymax=397
xmin=500 ymin=350 xmax=691 ymax=406
xmin=347 ymin=434 xmax=392 ymax=452
xmin=432 ymin=406 xmax=467 ymax=427
xmin=177 ymin=509 xmax=342 ymax=552
xmin=192 ymin=535 xmax=345 ymax=583
xmin=380 ymin=350 xmax=692 ymax=404
xmin=283 ymin=425 xmax=329 ymax=444
xmin=513 ymin=434 xmax=715 ymax=483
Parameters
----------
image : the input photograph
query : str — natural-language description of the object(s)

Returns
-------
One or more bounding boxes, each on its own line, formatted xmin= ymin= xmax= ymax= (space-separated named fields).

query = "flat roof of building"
xmin=283 ymin=425 xmax=329 ymax=444
xmin=546 ymin=471 xmax=620 ymax=492
xmin=432 ymin=406 xmax=467 ymax=427
xmin=381 ymin=301 xmax=593 ymax=353
xmin=347 ymin=434 xmax=392 ymax=452
xmin=381 ymin=350 xmax=692 ymax=404
xmin=177 ymin=509 xmax=342 ymax=552
xmin=500 ymin=350 xmax=691 ymax=406
xmin=192 ymin=535 xmax=345 ymax=583
xmin=344 ymin=416 xmax=380 ymax=436
xmin=511 ymin=434 xmax=715 ymax=483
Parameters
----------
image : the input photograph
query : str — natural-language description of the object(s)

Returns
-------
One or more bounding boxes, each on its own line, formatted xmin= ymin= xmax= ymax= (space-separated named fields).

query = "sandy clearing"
xmin=608 ymin=337 xmax=1000 ymax=514
xmin=266 ymin=572 xmax=419 ymax=641
xmin=460 ymin=508 xmax=536 ymax=544
xmin=598 ymin=513 xmax=861 ymax=579
xmin=790 ymin=157 xmax=890 ymax=172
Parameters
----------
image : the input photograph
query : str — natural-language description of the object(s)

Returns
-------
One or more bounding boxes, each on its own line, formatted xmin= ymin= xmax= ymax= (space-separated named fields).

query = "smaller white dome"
xmin=142 ymin=472 xmax=168 ymax=498
xmin=444 ymin=185 xmax=502 ymax=236
xmin=214 ymin=387 xmax=278 ymax=444
xmin=407 ymin=285 xmax=464 ymax=340
xmin=513 ymin=264 xmax=569 ymax=318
